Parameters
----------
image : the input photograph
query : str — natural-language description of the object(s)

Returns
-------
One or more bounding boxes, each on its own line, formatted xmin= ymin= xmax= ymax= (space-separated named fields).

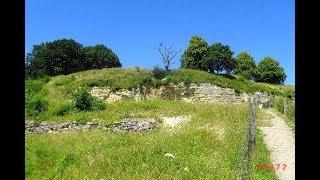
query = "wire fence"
xmin=232 ymin=95 xmax=258 ymax=180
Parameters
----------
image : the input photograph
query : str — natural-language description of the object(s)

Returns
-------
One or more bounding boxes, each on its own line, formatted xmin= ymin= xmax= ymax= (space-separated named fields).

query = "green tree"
xmin=180 ymin=35 xmax=209 ymax=70
xmin=255 ymin=57 xmax=286 ymax=84
xmin=234 ymin=52 xmax=256 ymax=79
xmin=27 ymin=39 xmax=85 ymax=77
xmin=26 ymin=39 xmax=122 ymax=78
xmin=83 ymin=44 xmax=122 ymax=70
xmin=203 ymin=43 xmax=235 ymax=74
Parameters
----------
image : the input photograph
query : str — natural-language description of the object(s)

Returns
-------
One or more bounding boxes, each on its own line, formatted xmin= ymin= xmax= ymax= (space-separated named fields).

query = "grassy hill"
xmin=25 ymin=68 xmax=285 ymax=179
xmin=25 ymin=68 xmax=294 ymax=122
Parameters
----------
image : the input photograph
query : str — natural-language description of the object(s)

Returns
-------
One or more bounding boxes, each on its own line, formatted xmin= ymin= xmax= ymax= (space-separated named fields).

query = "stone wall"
xmin=90 ymin=83 xmax=270 ymax=107
xmin=25 ymin=119 xmax=158 ymax=134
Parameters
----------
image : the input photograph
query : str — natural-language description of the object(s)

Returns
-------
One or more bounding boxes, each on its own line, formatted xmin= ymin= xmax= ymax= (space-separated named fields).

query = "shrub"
xmin=92 ymin=100 xmax=106 ymax=110
xmin=73 ymin=88 xmax=94 ymax=111
xmin=273 ymin=96 xmax=284 ymax=113
xmin=25 ymin=79 xmax=46 ymax=95
xmin=26 ymin=94 xmax=48 ymax=117
xmin=73 ymin=88 xmax=106 ymax=111
xmin=25 ymin=79 xmax=48 ymax=117
xmin=52 ymin=103 xmax=74 ymax=116
xmin=128 ymin=73 xmax=154 ymax=89
xmin=152 ymin=66 xmax=168 ymax=80
xmin=286 ymin=99 xmax=295 ymax=120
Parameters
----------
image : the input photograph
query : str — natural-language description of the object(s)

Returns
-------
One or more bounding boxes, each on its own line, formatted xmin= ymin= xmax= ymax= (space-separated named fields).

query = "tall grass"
xmin=26 ymin=102 xmax=244 ymax=179
xmin=271 ymin=96 xmax=295 ymax=130
xmin=25 ymin=68 xmax=294 ymax=121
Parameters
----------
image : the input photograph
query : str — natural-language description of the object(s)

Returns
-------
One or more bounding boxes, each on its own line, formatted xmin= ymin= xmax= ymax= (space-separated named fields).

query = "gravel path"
xmin=259 ymin=109 xmax=295 ymax=180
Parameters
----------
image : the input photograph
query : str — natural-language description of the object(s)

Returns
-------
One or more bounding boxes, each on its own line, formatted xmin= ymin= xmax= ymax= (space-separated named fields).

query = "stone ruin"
xmin=25 ymin=119 xmax=159 ymax=134
xmin=90 ymin=83 xmax=271 ymax=108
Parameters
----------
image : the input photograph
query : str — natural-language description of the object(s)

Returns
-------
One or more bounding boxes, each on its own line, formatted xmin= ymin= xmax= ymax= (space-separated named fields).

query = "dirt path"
xmin=259 ymin=109 xmax=295 ymax=180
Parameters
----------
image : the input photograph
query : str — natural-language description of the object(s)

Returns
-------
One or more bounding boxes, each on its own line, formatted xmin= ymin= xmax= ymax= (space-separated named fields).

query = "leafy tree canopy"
xmin=181 ymin=35 xmax=209 ymax=70
xmin=255 ymin=57 xmax=286 ymax=84
xmin=234 ymin=52 xmax=256 ymax=79
xmin=203 ymin=43 xmax=236 ymax=74
xmin=26 ymin=39 xmax=121 ymax=78
xmin=83 ymin=44 xmax=121 ymax=70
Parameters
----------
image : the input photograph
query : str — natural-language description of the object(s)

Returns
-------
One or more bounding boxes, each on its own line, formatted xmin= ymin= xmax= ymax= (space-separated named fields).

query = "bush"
xmin=152 ymin=66 xmax=168 ymax=80
xmin=25 ymin=79 xmax=48 ymax=117
xmin=25 ymin=79 xmax=46 ymax=95
xmin=73 ymin=88 xmax=94 ymax=111
xmin=92 ymin=100 xmax=106 ymax=110
xmin=286 ymin=100 xmax=295 ymax=119
xmin=272 ymin=96 xmax=284 ymax=113
xmin=73 ymin=88 xmax=106 ymax=111
xmin=128 ymin=73 xmax=154 ymax=89
xmin=52 ymin=103 xmax=74 ymax=116
xmin=26 ymin=94 xmax=48 ymax=117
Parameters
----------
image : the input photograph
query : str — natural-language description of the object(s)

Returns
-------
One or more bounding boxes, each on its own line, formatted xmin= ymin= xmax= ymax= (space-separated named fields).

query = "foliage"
xmin=26 ymin=39 xmax=121 ymax=78
xmin=83 ymin=44 xmax=121 ymax=70
xmin=25 ymin=68 xmax=294 ymax=121
xmin=271 ymin=96 xmax=295 ymax=130
xmin=26 ymin=101 xmax=276 ymax=179
xmin=25 ymin=93 xmax=49 ymax=117
xmin=203 ymin=43 xmax=236 ymax=74
xmin=26 ymin=39 xmax=85 ymax=77
xmin=25 ymin=79 xmax=49 ymax=117
xmin=72 ymin=88 xmax=106 ymax=111
xmin=255 ymin=57 xmax=286 ymax=84
xmin=234 ymin=52 xmax=256 ymax=80
xmin=52 ymin=102 xmax=75 ymax=116
xmin=152 ymin=66 xmax=169 ymax=80
xmin=82 ymin=79 xmax=113 ymax=87
xmin=54 ymin=75 xmax=76 ymax=86
xmin=181 ymin=35 xmax=209 ymax=70
xmin=73 ymin=88 xmax=95 ymax=111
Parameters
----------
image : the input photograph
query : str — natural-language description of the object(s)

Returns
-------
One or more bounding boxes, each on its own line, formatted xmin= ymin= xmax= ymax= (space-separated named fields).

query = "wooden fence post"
xmin=247 ymin=95 xmax=257 ymax=157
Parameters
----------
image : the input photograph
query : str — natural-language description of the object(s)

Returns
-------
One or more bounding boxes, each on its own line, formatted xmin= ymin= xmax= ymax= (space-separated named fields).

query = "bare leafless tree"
xmin=156 ymin=42 xmax=181 ymax=71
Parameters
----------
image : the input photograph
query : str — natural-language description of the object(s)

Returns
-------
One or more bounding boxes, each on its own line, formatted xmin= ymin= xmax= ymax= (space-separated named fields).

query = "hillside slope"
xmin=25 ymin=68 xmax=294 ymax=122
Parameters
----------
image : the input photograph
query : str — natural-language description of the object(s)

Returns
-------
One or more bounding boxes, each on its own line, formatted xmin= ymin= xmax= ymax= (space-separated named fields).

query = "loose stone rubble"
xmin=25 ymin=119 xmax=158 ymax=134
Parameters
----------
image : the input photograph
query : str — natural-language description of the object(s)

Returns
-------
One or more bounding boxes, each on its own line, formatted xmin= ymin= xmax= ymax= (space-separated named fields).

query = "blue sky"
xmin=26 ymin=0 xmax=295 ymax=85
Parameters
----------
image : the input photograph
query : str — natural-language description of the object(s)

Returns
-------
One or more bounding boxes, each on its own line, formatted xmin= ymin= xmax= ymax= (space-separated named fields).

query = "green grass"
xmin=25 ymin=68 xmax=282 ymax=179
xmin=26 ymin=101 xmax=277 ymax=179
xmin=25 ymin=68 xmax=294 ymax=121
xmin=270 ymin=96 xmax=295 ymax=132
xmin=250 ymin=129 xmax=278 ymax=180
